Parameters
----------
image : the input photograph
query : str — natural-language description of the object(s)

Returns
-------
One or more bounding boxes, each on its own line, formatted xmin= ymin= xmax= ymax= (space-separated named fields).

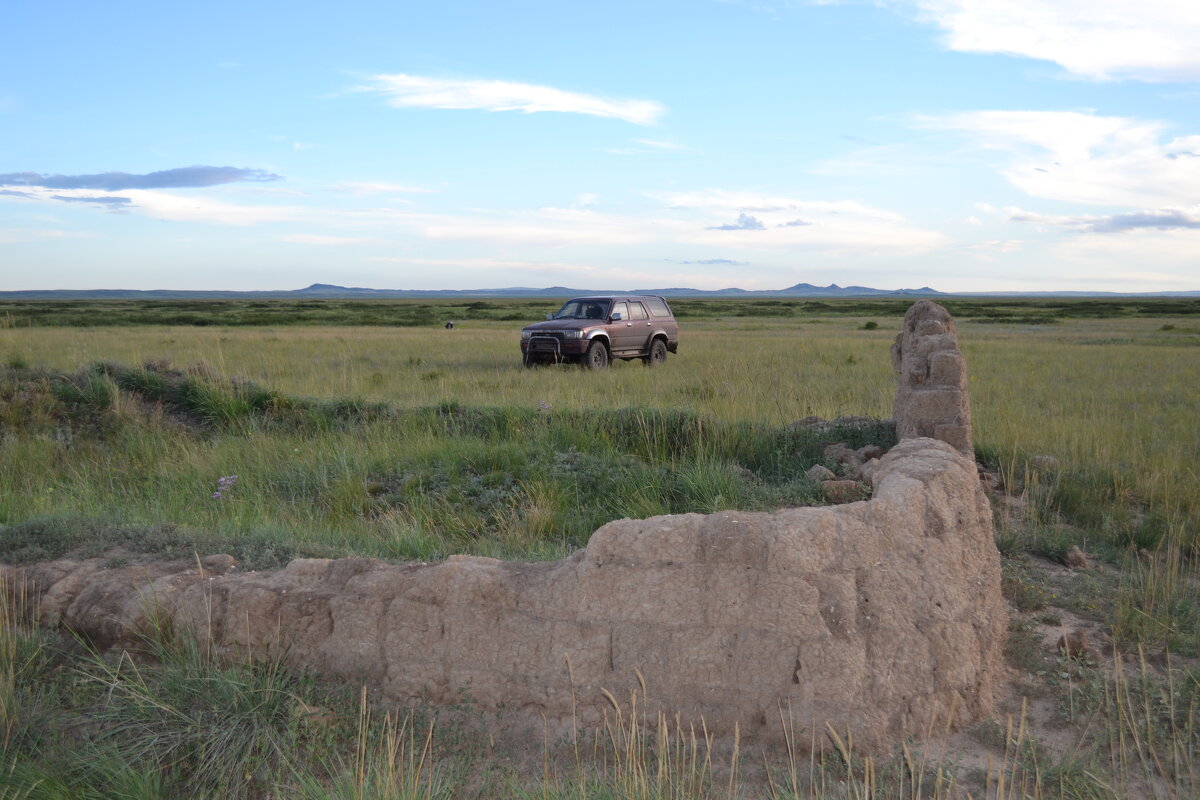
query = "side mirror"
xmin=610 ymin=312 xmax=623 ymax=321
xmin=546 ymin=313 xmax=554 ymax=320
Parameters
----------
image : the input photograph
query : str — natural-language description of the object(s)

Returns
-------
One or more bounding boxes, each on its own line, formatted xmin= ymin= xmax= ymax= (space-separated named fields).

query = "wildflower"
xmin=212 ymin=474 xmax=239 ymax=500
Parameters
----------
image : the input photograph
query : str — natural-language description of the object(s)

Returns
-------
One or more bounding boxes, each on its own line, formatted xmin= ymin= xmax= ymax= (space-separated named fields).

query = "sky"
xmin=2 ymin=0 xmax=1199 ymax=293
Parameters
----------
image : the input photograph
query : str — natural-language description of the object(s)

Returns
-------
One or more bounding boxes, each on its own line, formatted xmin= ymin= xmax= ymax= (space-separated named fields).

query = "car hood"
xmin=522 ymin=318 xmax=593 ymax=332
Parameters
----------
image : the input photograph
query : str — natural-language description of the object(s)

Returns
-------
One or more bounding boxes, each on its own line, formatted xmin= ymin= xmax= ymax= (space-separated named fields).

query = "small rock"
xmin=806 ymin=464 xmax=837 ymax=482
xmin=201 ymin=554 xmax=237 ymax=575
xmin=1057 ymin=629 xmax=1100 ymax=663
xmin=1064 ymin=546 xmax=1089 ymax=570
xmin=859 ymin=458 xmax=882 ymax=484
xmin=824 ymin=443 xmax=865 ymax=468
xmin=857 ymin=444 xmax=885 ymax=461
xmin=821 ymin=480 xmax=870 ymax=504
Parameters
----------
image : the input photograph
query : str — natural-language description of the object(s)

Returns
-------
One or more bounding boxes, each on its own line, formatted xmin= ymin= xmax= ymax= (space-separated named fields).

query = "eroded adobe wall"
xmin=4 ymin=302 xmax=1005 ymax=750
xmin=892 ymin=299 xmax=974 ymax=455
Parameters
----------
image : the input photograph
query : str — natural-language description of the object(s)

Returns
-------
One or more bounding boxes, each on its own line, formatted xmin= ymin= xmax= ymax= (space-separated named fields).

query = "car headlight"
xmin=521 ymin=330 xmax=532 ymax=339
xmin=560 ymin=330 xmax=582 ymax=339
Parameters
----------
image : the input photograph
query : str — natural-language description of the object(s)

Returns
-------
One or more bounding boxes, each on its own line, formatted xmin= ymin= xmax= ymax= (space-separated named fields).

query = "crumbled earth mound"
xmin=3 ymin=300 xmax=1006 ymax=751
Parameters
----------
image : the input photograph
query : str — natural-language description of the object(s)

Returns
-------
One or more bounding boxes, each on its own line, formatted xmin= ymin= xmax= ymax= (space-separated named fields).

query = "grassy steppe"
xmin=2 ymin=298 xmax=1199 ymax=798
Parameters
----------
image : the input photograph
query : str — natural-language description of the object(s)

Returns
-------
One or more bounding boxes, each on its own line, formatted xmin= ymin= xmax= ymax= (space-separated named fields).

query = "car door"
xmin=607 ymin=300 xmax=637 ymax=353
xmin=626 ymin=300 xmax=652 ymax=351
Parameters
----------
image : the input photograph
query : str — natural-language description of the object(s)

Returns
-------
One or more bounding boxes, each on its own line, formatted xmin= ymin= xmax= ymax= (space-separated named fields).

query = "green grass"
xmin=3 ymin=296 xmax=1198 ymax=329
xmin=0 ymin=361 xmax=888 ymax=566
xmin=3 ymin=300 xmax=1200 ymax=797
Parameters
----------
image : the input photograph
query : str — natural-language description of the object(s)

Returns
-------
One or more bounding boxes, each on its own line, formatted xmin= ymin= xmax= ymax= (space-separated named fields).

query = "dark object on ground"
xmin=520 ymin=295 xmax=680 ymax=369
xmin=444 ymin=321 xmax=455 ymax=329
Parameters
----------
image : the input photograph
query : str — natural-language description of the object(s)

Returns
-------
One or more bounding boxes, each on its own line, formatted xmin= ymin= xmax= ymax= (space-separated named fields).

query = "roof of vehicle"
xmin=564 ymin=294 xmax=668 ymax=301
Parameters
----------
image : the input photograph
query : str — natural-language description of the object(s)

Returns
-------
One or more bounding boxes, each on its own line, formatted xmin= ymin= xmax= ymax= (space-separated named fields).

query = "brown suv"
xmin=520 ymin=295 xmax=680 ymax=369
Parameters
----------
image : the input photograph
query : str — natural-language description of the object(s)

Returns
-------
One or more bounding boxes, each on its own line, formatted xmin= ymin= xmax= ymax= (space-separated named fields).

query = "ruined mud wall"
xmin=5 ymin=302 xmax=1005 ymax=750
xmin=892 ymin=299 xmax=974 ymax=455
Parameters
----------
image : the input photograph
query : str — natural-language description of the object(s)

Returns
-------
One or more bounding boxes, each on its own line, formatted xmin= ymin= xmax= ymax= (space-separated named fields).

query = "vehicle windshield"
xmin=552 ymin=299 xmax=610 ymax=320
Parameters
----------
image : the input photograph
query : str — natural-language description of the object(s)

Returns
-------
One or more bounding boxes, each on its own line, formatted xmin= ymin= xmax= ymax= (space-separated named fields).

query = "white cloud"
xmin=652 ymin=189 xmax=947 ymax=253
xmin=902 ymin=0 xmax=1200 ymax=81
xmin=1052 ymin=228 xmax=1200 ymax=286
xmin=359 ymin=74 xmax=665 ymax=125
xmin=965 ymin=239 xmax=1023 ymax=254
xmin=1001 ymin=204 xmax=1200 ymax=233
xmin=0 ymin=228 xmax=87 ymax=244
xmin=365 ymin=256 xmax=725 ymax=289
xmin=5 ymin=185 xmax=309 ymax=225
xmin=330 ymin=181 xmax=433 ymax=195
xmin=923 ymin=110 xmax=1200 ymax=207
xmin=280 ymin=234 xmax=373 ymax=245
xmin=655 ymin=189 xmax=906 ymax=219
xmin=119 ymin=190 xmax=308 ymax=225
xmin=367 ymin=193 xmax=948 ymax=256
xmin=2 ymin=178 xmax=946 ymax=265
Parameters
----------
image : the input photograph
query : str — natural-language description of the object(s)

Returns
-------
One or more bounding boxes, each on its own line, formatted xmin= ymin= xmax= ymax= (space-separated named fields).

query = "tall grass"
xmin=1 ymin=360 xmax=886 ymax=566
xmin=3 ymin=314 xmax=1196 ymax=550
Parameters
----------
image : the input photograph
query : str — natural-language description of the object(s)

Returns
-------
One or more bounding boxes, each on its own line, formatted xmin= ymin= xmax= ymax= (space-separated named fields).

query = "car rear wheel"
xmin=583 ymin=340 xmax=609 ymax=370
xmin=644 ymin=338 xmax=668 ymax=366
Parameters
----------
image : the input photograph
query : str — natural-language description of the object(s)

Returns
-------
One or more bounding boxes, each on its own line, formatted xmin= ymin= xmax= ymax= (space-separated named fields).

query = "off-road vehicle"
xmin=519 ymin=295 xmax=680 ymax=369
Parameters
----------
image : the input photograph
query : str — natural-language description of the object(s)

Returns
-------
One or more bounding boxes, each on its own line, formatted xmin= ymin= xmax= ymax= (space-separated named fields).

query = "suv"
xmin=520 ymin=295 xmax=680 ymax=369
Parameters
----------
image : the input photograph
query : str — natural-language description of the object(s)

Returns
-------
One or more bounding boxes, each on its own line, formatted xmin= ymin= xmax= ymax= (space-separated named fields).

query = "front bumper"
xmin=521 ymin=335 xmax=589 ymax=357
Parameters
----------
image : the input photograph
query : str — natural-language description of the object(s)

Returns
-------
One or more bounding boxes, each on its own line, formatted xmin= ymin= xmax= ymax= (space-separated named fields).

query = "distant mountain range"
xmin=1 ymin=282 xmax=1197 ymax=300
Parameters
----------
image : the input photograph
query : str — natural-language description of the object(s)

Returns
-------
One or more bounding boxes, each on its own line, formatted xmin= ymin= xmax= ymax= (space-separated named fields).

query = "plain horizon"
xmin=3 ymin=280 xmax=1197 ymax=299
xmin=3 ymin=1 xmax=1200 ymax=294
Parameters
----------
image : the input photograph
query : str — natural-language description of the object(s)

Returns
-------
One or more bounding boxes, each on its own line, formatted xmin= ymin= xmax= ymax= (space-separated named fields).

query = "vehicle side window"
xmin=609 ymin=301 xmax=628 ymax=320
xmin=645 ymin=297 xmax=671 ymax=318
xmin=628 ymin=302 xmax=648 ymax=320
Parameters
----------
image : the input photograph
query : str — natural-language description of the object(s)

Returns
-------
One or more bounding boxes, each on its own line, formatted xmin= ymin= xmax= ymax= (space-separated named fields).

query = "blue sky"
xmin=2 ymin=0 xmax=1198 ymax=292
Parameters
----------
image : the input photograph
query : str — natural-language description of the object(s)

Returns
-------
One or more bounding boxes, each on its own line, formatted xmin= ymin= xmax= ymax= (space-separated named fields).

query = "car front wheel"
xmin=644 ymin=338 xmax=668 ymax=366
xmin=583 ymin=340 xmax=609 ymax=370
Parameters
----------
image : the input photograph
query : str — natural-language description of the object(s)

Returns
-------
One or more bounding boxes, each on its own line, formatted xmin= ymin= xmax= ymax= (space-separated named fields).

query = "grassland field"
xmin=2 ymin=296 xmax=1199 ymax=798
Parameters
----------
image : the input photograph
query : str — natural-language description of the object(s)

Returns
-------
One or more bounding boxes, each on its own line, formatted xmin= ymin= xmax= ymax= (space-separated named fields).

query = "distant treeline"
xmin=1 ymin=297 xmax=1197 ymax=328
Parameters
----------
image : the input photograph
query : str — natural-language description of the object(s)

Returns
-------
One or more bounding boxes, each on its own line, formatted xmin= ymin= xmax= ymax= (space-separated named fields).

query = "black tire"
xmin=583 ymin=340 xmax=609 ymax=370
xmin=644 ymin=338 xmax=668 ymax=366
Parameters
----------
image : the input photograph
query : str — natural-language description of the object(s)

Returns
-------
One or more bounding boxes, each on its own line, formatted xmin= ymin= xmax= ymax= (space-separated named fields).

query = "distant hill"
xmin=0 ymin=283 xmax=1197 ymax=300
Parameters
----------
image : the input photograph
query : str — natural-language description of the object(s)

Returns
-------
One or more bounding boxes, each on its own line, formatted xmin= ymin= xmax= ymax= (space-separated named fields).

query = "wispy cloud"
xmin=921 ymin=110 xmax=1200 ymax=208
xmin=329 ymin=181 xmax=434 ymax=195
xmin=0 ymin=166 xmax=282 ymax=191
xmin=1003 ymin=204 xmax=1200 ymax=233
xmin=659 ymin=189 xmax=948 ymax=252
xmin=707 ymin=213 xmax=766 ymax=231
xmin=280 ymin=234 xmax=373 ymax=245
xmin=359 ymin=73 xmax=664 ymax=125
xmin=50 ymin=195 xmax=132 ymax=208
xmin=900 ymin=0 xmax=1200 ymax=81
xmin=0 ymin=228 xmax=88 ymax=244
xmin=675 ymin=258 xmax=749 ymax=265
